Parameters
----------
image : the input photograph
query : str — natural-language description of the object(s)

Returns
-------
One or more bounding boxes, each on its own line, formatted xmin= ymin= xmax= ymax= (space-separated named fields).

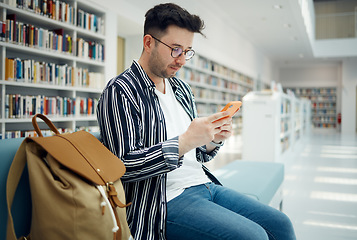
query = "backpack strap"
xmin=32 ymin=113 xmax=59 ymax=137
xmin=6 ymin=141 xmax=28 ymax=240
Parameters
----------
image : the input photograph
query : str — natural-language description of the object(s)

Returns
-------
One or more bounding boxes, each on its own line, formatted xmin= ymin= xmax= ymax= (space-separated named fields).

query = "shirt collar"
xmin=131 ymin=60 xmax=181 ymax=94
xmin=131 ymin=60 xmax=156 ymax=90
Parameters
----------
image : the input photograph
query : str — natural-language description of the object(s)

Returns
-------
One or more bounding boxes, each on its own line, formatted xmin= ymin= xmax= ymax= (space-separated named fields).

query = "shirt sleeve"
xmin=196 ymin=145 xmax=221 ymax=163
xmin=179 ymin=80 xmax=221 ymax=164
xmin=97 ymin=84 xmax=183 ymax=182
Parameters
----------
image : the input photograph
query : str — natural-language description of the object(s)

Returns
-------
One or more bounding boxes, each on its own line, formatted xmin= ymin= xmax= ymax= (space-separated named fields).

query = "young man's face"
xmin=148 ymin=25 xmax=194 ymax=79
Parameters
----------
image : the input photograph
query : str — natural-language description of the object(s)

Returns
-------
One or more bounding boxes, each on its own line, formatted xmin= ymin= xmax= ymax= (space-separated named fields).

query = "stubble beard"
xmin=149 ymin=50 xmax=180 ymax=79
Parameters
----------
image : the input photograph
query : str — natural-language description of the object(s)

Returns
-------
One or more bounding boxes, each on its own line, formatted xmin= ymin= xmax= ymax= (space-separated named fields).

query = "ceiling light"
xmin=273 ymin=4 xmax=283 ymax=9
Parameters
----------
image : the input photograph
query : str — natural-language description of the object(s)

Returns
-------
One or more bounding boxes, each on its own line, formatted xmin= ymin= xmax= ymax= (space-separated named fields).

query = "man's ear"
xmin=143 ymin=34 xmax=154 ymax=53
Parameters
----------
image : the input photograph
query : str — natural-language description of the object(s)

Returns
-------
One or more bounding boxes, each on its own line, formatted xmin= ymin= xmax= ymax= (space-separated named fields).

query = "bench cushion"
xmin=0 ymin=137 xmax=31 ymax=240
xmin=213 ymin=161 xmax=284 ymax=205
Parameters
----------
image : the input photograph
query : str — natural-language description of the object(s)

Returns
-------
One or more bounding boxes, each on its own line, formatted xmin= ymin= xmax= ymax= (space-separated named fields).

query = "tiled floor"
xmin=206 ymin=130 xmax=357 ymax=240
xmin=283 ymin=131 xmax=357 ymax=240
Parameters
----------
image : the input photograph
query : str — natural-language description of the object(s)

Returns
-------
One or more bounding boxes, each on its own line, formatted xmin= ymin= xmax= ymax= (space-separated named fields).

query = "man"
xmin=97 ymin=3 xmax=296 ymax=240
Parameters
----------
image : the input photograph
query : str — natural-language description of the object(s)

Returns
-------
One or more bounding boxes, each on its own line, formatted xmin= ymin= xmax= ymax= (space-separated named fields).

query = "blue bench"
xmin=0 ymin=137 xmax=31 ymax=239
xmin=0 ymin=135 xmax=284 ymax=239
xmin=213 ymin=160 xmax=284 ymax=210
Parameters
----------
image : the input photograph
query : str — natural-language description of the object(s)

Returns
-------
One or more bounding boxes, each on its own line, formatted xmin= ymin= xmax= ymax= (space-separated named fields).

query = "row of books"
xmin=179 ymin=68 xmax=231 ymax=87
xmin=1 ymin=126 xmax=100 ymax=139
xmin=48 ymin=0 xmax=76 ymax=24
xmin=280 ymin=136 xmax=290 ymax=153
xmin=2 ymin=127 xmax=69 ymax=139
xmin=294 ymin=105 xmax=301 ymax=113
xmin=280 ymin=120 xmax=291 ymax=135
xmin=178 ymin=68 xmax=252 ymax=93
xmin=191 ymin=86 xmax=242 ymax=102
xmin=2 ymin=15 xmax=73 ymax=53
xmin=313 ymin=116 xmax=336 ymax=122
xmin=281 ymin=101 xmax=291 ymax=114
xmin=307 ymin=96 xmax=337 ymax=102
xmin=4 ymin=57 xmax=105 ymax=89
xmin=76 ymin=37 xmax=105 ymax=62
xmin=3 ymin=0 xmax=75 ymax=24
xmin=313 ymin=123 xmax=337 ymax=128
xmin=196 ymin=103 xmax=229 ymax=116
xmin=0 ymin=21 xmax=5 ymax=40
xmin=77 ymin=9 xmax=105 ymax=34
xmin=292 ymin=87 xmax=337 ymax=96
xmin=295 ymin=130 xmax=301 ymax=141
xmin=312 ymin=102 xmax=336 ymax=109
xmin=2 ymin=0 xmax=105 ymax=34
xmin=1 ymin=15 xmax=105 ymax=61
xmin=313 ymin=109 xmax=336 ymax=115
xmin=5 ymin=94 xmax=98 ymax=119
xmin=294 ymin=119 xmax=301 ymax=130
xmin=186 ymin=56 xmax=254 ymax=85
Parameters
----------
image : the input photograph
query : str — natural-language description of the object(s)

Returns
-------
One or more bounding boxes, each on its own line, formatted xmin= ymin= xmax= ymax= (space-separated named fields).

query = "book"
xmin=7 ymin=14 xmax=16 ymax=42
xmin=5 ymin=58 xmax=15 ymax=81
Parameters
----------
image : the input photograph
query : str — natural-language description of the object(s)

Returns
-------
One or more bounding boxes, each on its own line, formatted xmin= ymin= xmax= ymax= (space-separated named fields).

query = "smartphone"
xmin=220 ymin=101 xmax=242 ymax=118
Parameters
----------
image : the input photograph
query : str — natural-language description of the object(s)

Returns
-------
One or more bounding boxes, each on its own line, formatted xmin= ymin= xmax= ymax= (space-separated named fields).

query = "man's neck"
xmin=138 ymin=58 xmax=166 ymax=94
xmin=156 ymin=79 xmax=166 ymax=94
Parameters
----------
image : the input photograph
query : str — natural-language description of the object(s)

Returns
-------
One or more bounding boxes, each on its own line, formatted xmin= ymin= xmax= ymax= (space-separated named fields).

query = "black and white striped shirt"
xmin=97 ymin=61 xmax=221 ymax=240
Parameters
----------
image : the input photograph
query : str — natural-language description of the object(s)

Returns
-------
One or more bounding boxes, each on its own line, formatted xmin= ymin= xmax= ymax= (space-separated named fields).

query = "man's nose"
xmin=175 ymin=54 xmax=186 ymax=66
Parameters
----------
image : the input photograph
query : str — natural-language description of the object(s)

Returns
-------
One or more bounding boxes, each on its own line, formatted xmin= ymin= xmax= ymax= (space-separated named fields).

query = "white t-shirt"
xmin=155 ymin=78 xmax=210 ymax=201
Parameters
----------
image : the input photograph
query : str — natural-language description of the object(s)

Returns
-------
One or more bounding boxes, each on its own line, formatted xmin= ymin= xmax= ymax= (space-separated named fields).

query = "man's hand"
xmin=179 ymin=111 xmax=232 ymax=156
xmin=212 ymin=117 xmax=233 ymax=143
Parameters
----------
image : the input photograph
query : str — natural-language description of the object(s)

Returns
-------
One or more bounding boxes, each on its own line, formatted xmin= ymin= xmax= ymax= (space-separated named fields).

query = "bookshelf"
xmin=291 ymin=96 xmax=301 ymax=142
xmin=280 ymin=93 xmax=292 ymax=154
xmin=0 ymin=0 xmax=106 ymax=139
xmin=241 ymin=91 xmax=295 ymax=163
xmin=177 ymin=54 xmax=254 ymax=133
xmin=288 ymin=87 xmax=337 ymax=129
xmin=290 ymin=96 xmax=311 ymax=148
xmin=301 ymin=98 xmax=312 ymax=135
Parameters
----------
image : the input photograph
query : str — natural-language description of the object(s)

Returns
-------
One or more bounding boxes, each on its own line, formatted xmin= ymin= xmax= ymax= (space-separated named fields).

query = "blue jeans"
xmin=166 ymin=183 xmax=296 ymax=240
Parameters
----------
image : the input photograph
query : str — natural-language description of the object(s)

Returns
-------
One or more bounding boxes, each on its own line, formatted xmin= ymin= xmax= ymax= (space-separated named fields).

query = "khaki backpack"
xmin=6 ymin=114 xmax=132 ymax=240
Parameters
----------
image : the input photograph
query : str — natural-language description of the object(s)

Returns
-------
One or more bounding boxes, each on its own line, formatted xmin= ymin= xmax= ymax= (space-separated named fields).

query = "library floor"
xmin=206 ymin=130 xmax=357 ymax=240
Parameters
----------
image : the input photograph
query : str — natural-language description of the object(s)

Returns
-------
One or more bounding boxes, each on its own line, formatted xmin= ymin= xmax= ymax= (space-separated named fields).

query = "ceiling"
xmin=99 ymin=0 xmax=352 ymax=65
xmin=195 ymin=0 xmax=315 ymax=63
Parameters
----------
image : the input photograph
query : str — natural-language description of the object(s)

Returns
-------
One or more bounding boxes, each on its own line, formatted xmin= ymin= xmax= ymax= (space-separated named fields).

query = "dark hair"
xmin=144 ymin=3 xmax=205 ymax=37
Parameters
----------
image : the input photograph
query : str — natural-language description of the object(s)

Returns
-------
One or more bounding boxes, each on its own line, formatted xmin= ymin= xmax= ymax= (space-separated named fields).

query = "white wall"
xmin=84 ymin=0 xmax=118 ymax=81
xmin=313 ymin=39 xmax=357 ymax=58
xmin=124 ymin=35 xmax=143 ymax=69
xmin=102 ymin=0 xmax=275 ymax=86
xmin=105 ymin=11 xmax=118 ymax=81
xmin=279 ymin=64 xmax=340 ymax=88
xmin=187 ymin=4 xmax=274 ymax=85
xmin=341 ymin=59 xmax=357 ymax=134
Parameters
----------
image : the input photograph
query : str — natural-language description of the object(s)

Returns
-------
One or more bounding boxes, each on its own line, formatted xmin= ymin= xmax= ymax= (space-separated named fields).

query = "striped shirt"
xmin=97 ymin=61 xmax=221 ymax=240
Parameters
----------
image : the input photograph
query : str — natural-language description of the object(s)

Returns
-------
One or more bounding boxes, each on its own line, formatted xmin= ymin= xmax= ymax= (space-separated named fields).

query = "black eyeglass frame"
xmin=150 ymin=35 xmax=195 ymax=60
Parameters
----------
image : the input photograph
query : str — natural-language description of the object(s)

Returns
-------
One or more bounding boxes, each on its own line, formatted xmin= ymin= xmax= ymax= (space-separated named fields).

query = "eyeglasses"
xmin=150 ymin=35 xmax=195 ymax=60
